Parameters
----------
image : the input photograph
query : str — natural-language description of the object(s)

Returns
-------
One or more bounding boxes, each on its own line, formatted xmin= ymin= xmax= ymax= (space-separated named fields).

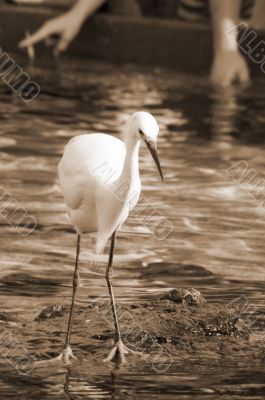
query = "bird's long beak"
xmin=145 ymin=140 xmax=163 ymax=181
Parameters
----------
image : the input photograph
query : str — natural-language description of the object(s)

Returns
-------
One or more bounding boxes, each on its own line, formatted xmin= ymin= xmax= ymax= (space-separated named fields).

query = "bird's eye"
xmin=139 ymin=129 xmax=144 ymax=136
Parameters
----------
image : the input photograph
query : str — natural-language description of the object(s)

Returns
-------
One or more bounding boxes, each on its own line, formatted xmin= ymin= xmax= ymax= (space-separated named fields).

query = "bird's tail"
xmin=95 ymin=233 xmax=109 ymax=255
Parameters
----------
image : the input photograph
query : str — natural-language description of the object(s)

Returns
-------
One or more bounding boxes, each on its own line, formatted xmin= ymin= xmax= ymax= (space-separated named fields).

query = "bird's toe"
xmin=59 ymin=345 xmax=77 ymax=365
xmin=34 ymin=346 xmax=77 ymax=368
xmin=103 ymin=340 xmax=127 ymax=364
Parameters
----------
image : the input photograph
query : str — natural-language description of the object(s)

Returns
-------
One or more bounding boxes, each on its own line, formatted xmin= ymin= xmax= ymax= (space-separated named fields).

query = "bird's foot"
xmin=103 ymin=340 xmax=142 ymax=364
xmin=57 ymin=345 xmax=77 ymax=365
xmin=35 ymin=345 xmax=77 ymax=368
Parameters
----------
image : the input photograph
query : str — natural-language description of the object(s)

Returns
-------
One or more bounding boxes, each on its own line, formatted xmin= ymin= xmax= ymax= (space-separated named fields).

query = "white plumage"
xmin=58 ymin=111 xmax=161 ymax=253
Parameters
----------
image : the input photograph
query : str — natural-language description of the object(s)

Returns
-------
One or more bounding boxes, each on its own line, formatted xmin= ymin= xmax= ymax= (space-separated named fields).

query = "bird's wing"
xmin=58 ymin=133 xmax=125 ymax=208
xmin=58 ymin=158 xmax=87 ymax=210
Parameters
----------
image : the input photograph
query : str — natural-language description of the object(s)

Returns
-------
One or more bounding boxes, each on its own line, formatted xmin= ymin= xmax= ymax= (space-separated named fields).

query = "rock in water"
xmin=161 ymin=288 xmax=206 ymax=306
xmin=35 ymin=305 xmax=67 ymax=322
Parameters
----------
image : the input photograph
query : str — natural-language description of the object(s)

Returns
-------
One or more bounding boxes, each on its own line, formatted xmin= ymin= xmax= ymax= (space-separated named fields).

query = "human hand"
xmin=18 ymin=11 xmax=83 ymax=56
xmin=210 ymin=49 xmax=250 ymax=87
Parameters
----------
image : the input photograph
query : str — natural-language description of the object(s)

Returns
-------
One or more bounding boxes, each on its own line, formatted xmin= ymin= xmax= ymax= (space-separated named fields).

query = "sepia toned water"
xmin=0 ymin=55 xmax=264 ymax=399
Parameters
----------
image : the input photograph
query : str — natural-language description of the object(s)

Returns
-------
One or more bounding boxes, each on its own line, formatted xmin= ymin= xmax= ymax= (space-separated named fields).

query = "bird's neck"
xmin=123 ymin=137 xmax=141 ymax=181
xmin=112 ymin=137 xmax=140 ymax=201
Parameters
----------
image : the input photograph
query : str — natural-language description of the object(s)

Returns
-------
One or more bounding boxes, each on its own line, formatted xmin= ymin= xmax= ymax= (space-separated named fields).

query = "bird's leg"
xmin=59 ymin=234 xmax=81 ymax=363
xmin=106 ymin=231 xmax=120 ymax=342
xmin=103 ymin=231 xmax=137 ymax=364
xmin=35 ymin=235 xmax=80 ymax=368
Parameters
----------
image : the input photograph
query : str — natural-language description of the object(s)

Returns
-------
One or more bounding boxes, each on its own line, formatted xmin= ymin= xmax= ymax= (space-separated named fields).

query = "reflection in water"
xmin=64 ymin=368 xmax=73 ymax=400
xmin=210 ymin=85 xmax=240 ymax=137
xmin=64 ymin=366 xmax=119 ymax=400
xmin=0 ymin=55 xmax=264 ymax=399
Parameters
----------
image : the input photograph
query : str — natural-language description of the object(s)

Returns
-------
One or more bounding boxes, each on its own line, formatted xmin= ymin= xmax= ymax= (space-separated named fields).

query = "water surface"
xmin=0 ymin=55 xmax=264 ymax=399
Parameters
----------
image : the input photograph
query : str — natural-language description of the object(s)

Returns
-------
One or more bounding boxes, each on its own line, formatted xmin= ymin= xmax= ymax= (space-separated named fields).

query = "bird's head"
xmin=129 ymin=111 xmax=163 ymax=181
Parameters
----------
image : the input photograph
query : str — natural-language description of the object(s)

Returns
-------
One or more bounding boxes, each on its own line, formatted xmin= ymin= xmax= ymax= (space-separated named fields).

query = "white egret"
xmin=57 ymin=111 xmax=163 ymax=364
